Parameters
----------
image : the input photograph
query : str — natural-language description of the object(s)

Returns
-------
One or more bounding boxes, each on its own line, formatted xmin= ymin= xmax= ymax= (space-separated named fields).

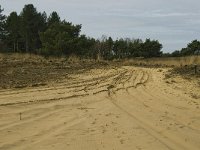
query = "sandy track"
xmin=0 ymin=66 xmax=200 ymax=150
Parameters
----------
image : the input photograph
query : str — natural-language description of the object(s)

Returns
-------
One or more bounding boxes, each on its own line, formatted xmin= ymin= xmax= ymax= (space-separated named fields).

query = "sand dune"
xmin=0 ymin=66 xmax=200 ymax=150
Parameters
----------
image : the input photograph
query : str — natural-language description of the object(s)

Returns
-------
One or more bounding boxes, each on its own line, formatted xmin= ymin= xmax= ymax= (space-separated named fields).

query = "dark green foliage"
xmin=0 ymin=5 xmax=6 ymax=41
xmin=113 ymin=39 xmax=127 ymax=59
xmin=168 ymin=40 xmax=200 ymax=57
xmin=104 ymin=37 xmax=114 ymax=60
xmin=5 ymin=12 xmax=21 ymax=52
xmin=75 ymin=35 xmax=96 ymax=58
xmin=141 ymin=39 xmax=163 ymax=58
xmin=2 ymin=4 xmax=200 ymax=59
xmin=162 ymin=53 xmax=171 ymax=57
xmin=20 ymin=4 xmax=38 ymax=52
xmin=112 ymin=38 xmax=162 ymax=59
xmin=128 ymin=39 xmax=143 ymax=57
xmin=1 ymin=3 xmax=165 ymax=59
xmin=47 ymin=11 xmax=60 ymax=27
xmin=39 ymin=21 xmax=82 ymax=56
xmin=171 ymin=50 xmax=180 ymax=57
xmin=183 ymin=40 xmax=200 ymax=55
xmin=20 ymin=4 xmax=47 ymax=52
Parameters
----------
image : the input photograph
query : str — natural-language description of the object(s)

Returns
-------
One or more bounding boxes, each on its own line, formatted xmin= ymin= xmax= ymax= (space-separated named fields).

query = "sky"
xmin=1 ymin=0 xmax=200 ymax=52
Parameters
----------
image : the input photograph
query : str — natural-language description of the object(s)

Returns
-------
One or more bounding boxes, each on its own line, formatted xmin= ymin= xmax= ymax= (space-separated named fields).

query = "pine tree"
xmin=0 ymin=5 xmax=6 ymax=41
xmin=6 ymin=12 xmax=21 ymax=51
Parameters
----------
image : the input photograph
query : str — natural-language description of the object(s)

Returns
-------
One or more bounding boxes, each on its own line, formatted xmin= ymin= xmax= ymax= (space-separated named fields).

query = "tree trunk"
xmin=17 ymin=41 xmax=19 ymax=52
xmin=26 ymin=33 xmax=29 ymax=52
xmin=14 ymin=41 xmax=16 ymax=52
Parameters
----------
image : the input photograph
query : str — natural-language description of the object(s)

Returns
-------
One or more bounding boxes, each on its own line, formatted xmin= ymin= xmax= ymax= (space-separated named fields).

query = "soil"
xmin=0 ymin=55 xmax=200 ymax=150
xmin=0 ymin=56 xmax=111 ymax=89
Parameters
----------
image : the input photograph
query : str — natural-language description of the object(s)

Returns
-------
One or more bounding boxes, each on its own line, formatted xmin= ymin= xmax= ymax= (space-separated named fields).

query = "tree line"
xmin=5 ymin=4 xmax=199 ymax=59
xmin=163 ymin=40 xmax=200 ymax=57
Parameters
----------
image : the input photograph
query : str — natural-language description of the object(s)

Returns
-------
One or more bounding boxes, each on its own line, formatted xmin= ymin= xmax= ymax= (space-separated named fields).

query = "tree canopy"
xmin=167 ymin=40 xmax=200 ymax=57
xmin=1 ymin=4 xmax=166 ymax=59
xmin=0 ymin=5 xmax=6 ymax=41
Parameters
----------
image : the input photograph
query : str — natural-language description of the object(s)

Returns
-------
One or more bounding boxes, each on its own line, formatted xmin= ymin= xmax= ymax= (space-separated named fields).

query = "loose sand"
xmin=0 ymin=66 xmax=200 ymax=150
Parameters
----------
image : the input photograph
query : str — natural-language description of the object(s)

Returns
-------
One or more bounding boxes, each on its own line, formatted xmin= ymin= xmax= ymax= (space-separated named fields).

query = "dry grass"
xmin=0 ymin=53 xmax=113 ymax=89
xmin=124 ymin=56 xmax=200 ymax=67
xmin=0 ymin=53 xmax=45 ymax=63
xmin=1 ymin=53 xmax=200 ymax=67
xmin=0 ymin=53 xmax=87 ymax=64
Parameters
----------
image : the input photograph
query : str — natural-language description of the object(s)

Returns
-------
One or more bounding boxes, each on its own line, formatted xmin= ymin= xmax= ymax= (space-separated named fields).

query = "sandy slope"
xmin=0 ymin=66 xmax=200 ymax=150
